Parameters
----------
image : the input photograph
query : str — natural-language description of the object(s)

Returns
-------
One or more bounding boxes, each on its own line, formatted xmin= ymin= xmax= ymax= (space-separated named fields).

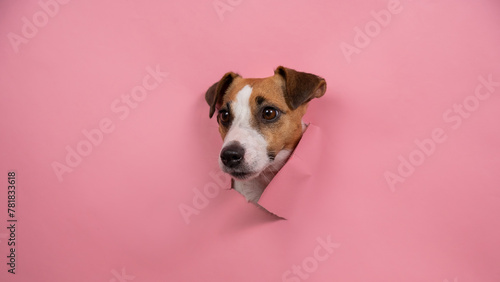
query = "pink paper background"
xmin=1 ymin=0 xmax=500 ymax=281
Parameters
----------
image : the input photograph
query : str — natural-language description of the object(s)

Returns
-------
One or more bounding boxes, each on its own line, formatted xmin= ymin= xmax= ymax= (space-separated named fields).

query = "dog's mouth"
xmin=223 ymin=168 xmax=259 ymax=181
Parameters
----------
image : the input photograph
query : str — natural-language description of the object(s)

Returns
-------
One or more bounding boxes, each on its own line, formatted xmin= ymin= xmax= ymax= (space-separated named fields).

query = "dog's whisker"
xmin=260 ymin=173 xmax=270 ymax=183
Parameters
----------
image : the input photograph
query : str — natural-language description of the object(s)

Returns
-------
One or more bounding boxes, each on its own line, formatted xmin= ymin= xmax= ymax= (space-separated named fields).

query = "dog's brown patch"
xmin=218 ymin=74 xmax=308 ymax=155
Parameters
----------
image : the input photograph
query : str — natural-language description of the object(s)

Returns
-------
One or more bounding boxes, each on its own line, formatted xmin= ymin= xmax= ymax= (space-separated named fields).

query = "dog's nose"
xmin=220 ymin=143 xmax=245 ymax=168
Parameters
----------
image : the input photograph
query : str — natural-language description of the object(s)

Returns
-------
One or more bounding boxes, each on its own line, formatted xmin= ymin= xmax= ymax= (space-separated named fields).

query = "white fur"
xmin=219 ymin=85 xmax=269 ymax=179
xmin=219 ymin=84 xmax=303 ymax=203
xmin=233 ymin=149 xmax=292 ymax=202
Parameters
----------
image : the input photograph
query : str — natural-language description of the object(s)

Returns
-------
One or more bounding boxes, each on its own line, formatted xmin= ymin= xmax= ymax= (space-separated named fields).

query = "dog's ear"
xmin=274 ymin=66 xmax=327 ymax=110
xmin=205 ymin=72 xmax=240 ymax=118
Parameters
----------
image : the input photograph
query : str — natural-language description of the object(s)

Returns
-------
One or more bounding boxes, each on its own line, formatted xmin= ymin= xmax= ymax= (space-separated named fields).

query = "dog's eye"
xmin=218 ymin=110 xmax=230 ymax=125
xmin=262 ymin=107 xmax=279 ymax=121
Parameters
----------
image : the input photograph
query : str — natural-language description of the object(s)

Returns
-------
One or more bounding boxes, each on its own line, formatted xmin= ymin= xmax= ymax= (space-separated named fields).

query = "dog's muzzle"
xmin=220 ymin=141 xmax=245 ymax=168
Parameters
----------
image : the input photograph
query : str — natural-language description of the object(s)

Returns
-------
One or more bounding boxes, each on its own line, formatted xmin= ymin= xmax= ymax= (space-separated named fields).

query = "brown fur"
xmin=204 ymin=66 xmax=326 ymax=202
xmin=212 ymin=68 xmax=325 ymax=156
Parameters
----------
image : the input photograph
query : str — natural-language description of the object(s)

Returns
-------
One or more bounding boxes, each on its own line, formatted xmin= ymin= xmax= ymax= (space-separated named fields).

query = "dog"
xmin=205 ymin=66 xmax=327 ymax=203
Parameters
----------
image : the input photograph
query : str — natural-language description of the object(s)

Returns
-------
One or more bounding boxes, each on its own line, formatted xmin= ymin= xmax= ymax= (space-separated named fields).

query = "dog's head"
xmin=205 ymin=66 xmax=326 ymax=181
